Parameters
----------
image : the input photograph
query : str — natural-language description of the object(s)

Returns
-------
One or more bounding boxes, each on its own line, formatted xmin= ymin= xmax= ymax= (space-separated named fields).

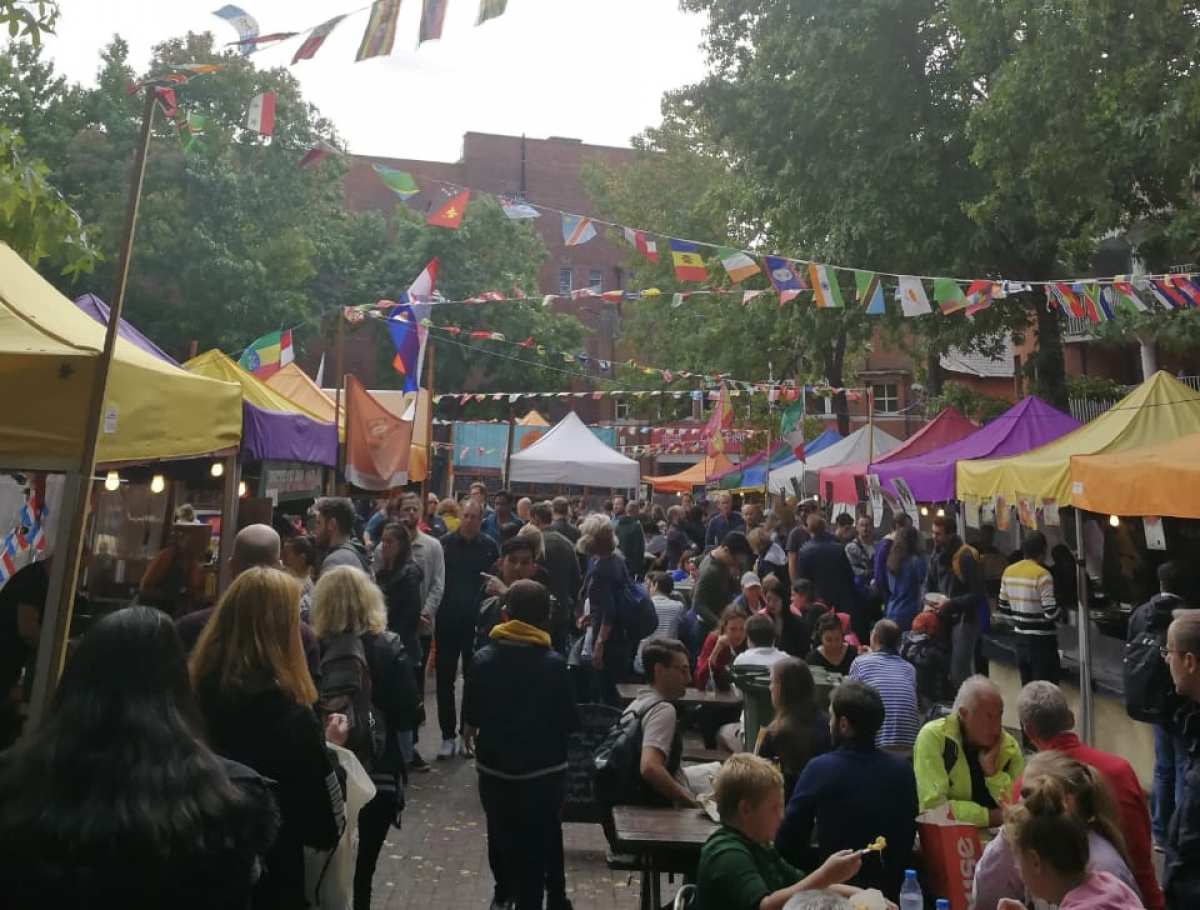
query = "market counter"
xmin=981 ymin=624 xmax=1155 ymax=789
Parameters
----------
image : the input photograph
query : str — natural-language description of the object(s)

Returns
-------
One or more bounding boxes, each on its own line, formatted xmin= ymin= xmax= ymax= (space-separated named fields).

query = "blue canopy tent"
xmin=725 ymin=429 xmax=843 ymax=490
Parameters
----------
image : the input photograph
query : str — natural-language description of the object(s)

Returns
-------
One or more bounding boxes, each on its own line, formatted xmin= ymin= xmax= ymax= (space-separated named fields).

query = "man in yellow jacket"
xmin=913 ymin=675 xmax=1024 ymax=828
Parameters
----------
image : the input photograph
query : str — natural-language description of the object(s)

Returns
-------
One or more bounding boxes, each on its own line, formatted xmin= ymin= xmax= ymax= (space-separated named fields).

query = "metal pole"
xmin=867 ymin=386 xmax=875 ymax=467
xmin=27 ymin=86 xmax=158 ymax=729
xmin=1073 ymin=507 xmax=1095 ymax=743
xmin=420 ymin=339 xmax=435 ymax=498
xmin=216 ymin=452 xmax=240 ymax=595
xmin=332 ymin=311 xmax=346 ymax=493
xmin=502 ymin=406 xmax=515 ymax=487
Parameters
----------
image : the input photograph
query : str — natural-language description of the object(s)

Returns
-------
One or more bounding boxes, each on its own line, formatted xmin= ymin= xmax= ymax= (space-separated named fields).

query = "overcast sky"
xmin=42 ymin=0 xmax=709 ymax=161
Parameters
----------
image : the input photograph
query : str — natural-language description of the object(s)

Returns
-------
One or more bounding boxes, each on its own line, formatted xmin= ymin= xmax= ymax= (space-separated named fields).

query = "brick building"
xmin=339 ymin=132 xmax=640 ymax=421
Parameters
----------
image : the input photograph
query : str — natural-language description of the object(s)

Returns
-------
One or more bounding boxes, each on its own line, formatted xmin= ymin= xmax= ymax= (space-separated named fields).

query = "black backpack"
xmin=620 ymin=578 xmax=660 ymax=643
xmin=1125 ymin=619 xmax=1175 ymax=724
xmin=318 ymin=633 xmax=381 ymax=770
xmin=593 ymin=703 xmax=653 ymax=806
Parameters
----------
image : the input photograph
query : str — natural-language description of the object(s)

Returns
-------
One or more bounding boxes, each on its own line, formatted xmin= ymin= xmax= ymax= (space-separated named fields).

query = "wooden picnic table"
xmin=611 ymin=805 xmax=717 ymax=910
xmin=616 ymin=683 xmax=743 ymax=707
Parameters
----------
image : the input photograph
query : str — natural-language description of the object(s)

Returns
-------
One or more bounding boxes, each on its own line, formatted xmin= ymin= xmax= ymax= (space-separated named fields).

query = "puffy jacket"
xmin=913 ymin=712 xmax=1024 ymax=828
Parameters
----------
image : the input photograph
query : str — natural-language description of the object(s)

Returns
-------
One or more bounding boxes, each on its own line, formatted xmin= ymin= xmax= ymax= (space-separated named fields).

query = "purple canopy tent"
xmin=75 ymin=293 xmax=178 ymax=364
xmin=869 ymin=396 xmax=1079 ymax=502
xmin=238 ymin=402 xmax=337 ymax=467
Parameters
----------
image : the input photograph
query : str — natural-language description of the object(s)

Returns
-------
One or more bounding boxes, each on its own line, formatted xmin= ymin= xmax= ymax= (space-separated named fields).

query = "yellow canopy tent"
xmin=517 ymin=410 xmax=550 ymax=427
xmin=956 ymin=371 xmax=1200 ymax=507
xmin=1070 ymin=432 xmax=1200 ymax=519
xmin=266 ymin=362 xmax=337 ymax=424
xmin=643 ymin=454 xmax=735 ymax=493
xmin=0 ymin=243 xmax=241 ymax=470
xmin=185 ymin=349 xmax=319 ymax=417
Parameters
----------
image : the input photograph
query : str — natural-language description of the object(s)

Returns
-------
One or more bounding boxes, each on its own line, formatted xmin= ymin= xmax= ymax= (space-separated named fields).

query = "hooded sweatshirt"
xmin=614 ymin=514 xmax=646 ymax=578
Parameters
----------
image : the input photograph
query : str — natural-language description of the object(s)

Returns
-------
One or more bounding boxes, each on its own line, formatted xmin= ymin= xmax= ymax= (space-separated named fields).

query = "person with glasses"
xmin=1162 ymin=610 xmax=1200 ymax=908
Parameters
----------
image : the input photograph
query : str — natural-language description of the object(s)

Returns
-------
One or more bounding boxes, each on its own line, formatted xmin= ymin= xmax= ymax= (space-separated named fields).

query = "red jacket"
xmin=1013 ymin=733 xmax=1163 ymax=910
xmin=693 ymin=633 xmax=745 ymax=691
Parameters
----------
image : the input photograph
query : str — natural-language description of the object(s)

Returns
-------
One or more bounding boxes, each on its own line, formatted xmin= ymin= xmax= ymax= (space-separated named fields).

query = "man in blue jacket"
xmin=775 ymin=679 xmax=917 ymax=900
xmin=463 ymin=580 xmax=580 ymax=910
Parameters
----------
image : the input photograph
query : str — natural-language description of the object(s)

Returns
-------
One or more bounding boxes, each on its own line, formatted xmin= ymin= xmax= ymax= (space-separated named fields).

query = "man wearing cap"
xmin=734 ymin=572 xmax=764 ymax=615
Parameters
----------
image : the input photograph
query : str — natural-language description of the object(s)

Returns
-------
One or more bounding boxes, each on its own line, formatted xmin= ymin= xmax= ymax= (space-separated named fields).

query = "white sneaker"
xmin=437 ymin=738 xmax=456 ymax=760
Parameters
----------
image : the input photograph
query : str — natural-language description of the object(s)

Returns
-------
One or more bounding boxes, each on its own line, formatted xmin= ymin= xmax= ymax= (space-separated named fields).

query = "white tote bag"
xmin=304 ymin=743 xmax=377 ymax=910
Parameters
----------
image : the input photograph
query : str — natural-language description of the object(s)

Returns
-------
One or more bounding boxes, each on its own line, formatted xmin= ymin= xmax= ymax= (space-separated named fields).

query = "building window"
xmin=614 ymin=398 xmax=631 ymax=421
xmin=589 ymin=269 xmax=603 ymax=292
xmin=558 ymin=268 xmax=573 ymax=294
xmin=872 ymin=383 xmax=899 ymax=414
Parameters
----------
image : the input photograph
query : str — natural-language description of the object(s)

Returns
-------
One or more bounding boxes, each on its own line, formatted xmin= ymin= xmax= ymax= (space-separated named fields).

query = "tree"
xmin=0 ymin=0 xmax=57 ymax=47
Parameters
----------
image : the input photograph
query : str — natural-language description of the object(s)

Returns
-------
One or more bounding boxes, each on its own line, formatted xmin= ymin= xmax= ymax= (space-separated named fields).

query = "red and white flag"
xmin=245 ymin=91 xmax=276 ymax=137
xmin=623 ymin=227 xmax=658 ymax=262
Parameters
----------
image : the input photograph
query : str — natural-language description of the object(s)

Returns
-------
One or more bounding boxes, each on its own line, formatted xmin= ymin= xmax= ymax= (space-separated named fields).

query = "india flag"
xmin=718 ymin=247 xmax=761 ymax=284
xmin=808 ymin=264 xmax=845 ymax=308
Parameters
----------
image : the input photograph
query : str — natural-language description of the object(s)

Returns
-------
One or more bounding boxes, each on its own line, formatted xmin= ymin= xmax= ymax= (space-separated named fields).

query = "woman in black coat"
xmin=0 ymin=606 xmax=279 ymax=910
xmin=191 ymin=568 xmax=345 ymax=910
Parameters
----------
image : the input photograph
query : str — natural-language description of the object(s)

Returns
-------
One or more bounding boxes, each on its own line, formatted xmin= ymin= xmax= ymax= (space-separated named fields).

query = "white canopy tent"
xmin=508 ymin=411 xmax=640 ymax=488
xmin=770 ymin=425 xmax=902 ymax=496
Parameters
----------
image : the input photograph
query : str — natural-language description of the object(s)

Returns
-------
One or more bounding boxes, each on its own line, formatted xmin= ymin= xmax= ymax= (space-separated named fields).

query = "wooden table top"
xmin=611 ymin=806 xmax=718 ymax=852
xmin=616 ymin=683 xmax=743 ymax=707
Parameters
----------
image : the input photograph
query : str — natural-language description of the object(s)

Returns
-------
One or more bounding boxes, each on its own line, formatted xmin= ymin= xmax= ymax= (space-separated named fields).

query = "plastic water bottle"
xmin=898 ymin=869 xmax=923 ymax=910
xmin=935 ymin=901 xmax=950 ymax=910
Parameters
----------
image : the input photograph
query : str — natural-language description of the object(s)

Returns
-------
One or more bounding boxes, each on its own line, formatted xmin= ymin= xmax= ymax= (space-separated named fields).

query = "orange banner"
xmin=344 ymin=375 xmax=413 ymax=490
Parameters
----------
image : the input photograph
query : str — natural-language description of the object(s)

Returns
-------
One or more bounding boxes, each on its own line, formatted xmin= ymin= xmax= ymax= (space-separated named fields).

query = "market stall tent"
xmin=720 ymin=429 xmax=845 ymax=492
xmin=266 ymin=362 xmax=337 ymax=424
xmin=644 ymin=453 xmax=736 ymax=493
xmin=1070 ymin=432 xmax=1200 ymax=519
xmin=185 ymin=350 xmax=337 ymax=467
xmin=957 ymin=371 xmax=1200 ymax=507
xmin=0 ymin=243 xmax=241 ymax=470
xmin=769 ymin=425 xmax=902 ymax=496
xmin=509 ymin=410 xmax=640 ymax=487
xmin=75 ymin=293 xmax=178 ymax=365
xmin=517 ymin=410 xmax=550 ymax=427
xmin=872 ymin=396 xmax=1078 ymax=503
xmin=818 ymin=407 xmax=976 ymax=503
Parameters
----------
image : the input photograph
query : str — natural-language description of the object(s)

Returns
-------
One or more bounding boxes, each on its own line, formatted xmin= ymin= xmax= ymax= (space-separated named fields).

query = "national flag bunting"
xmin=238 ymin=329 xmax=294 ymax=379
xmin=1147 ymin=279 xmax=1186 ymax=310
xmin=212 ymin=5 xmax=259 ymax=57
xmin=372 ymin=164 xmax=419 ymax=199
xmin=623 ymin=228 xmax=658 ymax=262
xmin=808 ymin=264 xmax=845 ymax=308
xmin=1052 ymin=283 xmax=1085 ymax=318
xmin=855 ymin=270 xmax=886 ymax=315
xmin=477 ymin=0 xmax=509 ymax=25
xmin=244 ymin=91 xmax=276 ymax=137
xmin=298 ymin=140 xmax=337 ymax=169
xmin=419 ymin=0 xmax=449 ymax=42
xmin=669 ymin=239 xmax=708 ymax=282
xmin=964 ymin=280 xmax=997 ymax=316
xmin=896 ymin=276 xmax=932 ymax=317
xmin=178 ymin=111 xmax=210 ymax=154
xmin=1170 ymin=275 xmax=1200 ymax=307
xmin=387 ymin=303 xmax=423 ymax=391
xmin=703 ymin=385 xmax=734 ymax=456
xmin=561 ymin=214 xmax=597 ymax=246
xmin=357 ymin=0 xmax=402 ymax=61
xmin=779 ymin=402 xmax=806 ymax=460
xmin=427 ymin=190 xmax=470 ymax=228
xmin=1111 ymin=279 xmax=1148 ymax=312
xmin=293 ymin=14 xmax=347 ymax=63
xmin=498 ymin=195 xmax=539 ymax=219
xmin=718 ymin=247 xmax=760 ymax=284
xmin=763 ymin=256 xmax=805 ymax=304
xmin=933 ymin=277 xmax=966 ymax=315
xmin=227 ymin=31 xmax=298 ymax=50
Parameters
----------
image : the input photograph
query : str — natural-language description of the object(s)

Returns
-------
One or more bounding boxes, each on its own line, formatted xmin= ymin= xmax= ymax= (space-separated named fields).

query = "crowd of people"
xmin=0 ymin=483 xmax=1197 ymax=910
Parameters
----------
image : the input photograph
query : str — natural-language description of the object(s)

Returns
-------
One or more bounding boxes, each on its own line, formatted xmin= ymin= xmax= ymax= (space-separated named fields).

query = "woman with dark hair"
xmin=884 ymin=526 xmax=926 ymax=632
xmin=806 ymin=612 xmax=857 ymax=676
xmin=376 ymin=522 xmax=424 ymax=665
xmin=0 ymin=606 xmax=278 ymax=909
xmin=756 ymin=657 xmax=832 ymax=796
xmin=191 ymin=567 xmax=345 ymax=910
xmin=578 ymin=514 xmax=635 ymax=704
xmin=282 ymin=534 xmax=317 ymax=620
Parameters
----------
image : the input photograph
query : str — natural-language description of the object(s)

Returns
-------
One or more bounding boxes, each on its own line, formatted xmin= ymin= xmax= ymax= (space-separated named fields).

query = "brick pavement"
xmin=370 ymin=677 xmax=651 ymax=910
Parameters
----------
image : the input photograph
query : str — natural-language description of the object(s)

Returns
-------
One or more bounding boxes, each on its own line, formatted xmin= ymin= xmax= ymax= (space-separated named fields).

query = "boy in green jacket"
xmin=913 ymin=675 xmax=1024 ymax=828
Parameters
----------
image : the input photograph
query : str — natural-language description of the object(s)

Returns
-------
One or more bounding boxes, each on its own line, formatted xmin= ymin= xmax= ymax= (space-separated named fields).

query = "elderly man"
xmin=1015 ymin=681 xmax=1162 ymax=909
xmin=705 ymin=492 xmax=746 ymax=549
xmin=848 ymin=619 xmax=921 ymax=751
xmin=912 ymin=675 xmax=1023 ymax=828
xmin=1161 ymin=610 xmax=1200 ymax=907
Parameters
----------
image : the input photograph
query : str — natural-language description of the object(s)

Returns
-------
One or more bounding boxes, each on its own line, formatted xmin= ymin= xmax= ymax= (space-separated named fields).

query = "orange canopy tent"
xmin=517 ymin=410 xmax=550 ymax=427
xmin=643 ymin=454 xmax=735 ymax=493
xmin=1070 ymin=431 xmax=1200 ymax=519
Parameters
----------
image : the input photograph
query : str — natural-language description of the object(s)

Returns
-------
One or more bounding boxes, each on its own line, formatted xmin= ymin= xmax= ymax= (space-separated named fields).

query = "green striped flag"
xmin=477 ymin=0 xmax=508 ymax=25
xmin=371 ymin=164 xmax=419 ymax=199
xmin=933 ymin=277 xmax=967 ymax=315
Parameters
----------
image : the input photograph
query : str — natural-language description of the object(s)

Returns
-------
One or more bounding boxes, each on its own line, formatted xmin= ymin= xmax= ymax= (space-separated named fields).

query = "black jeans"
xmin=354 ymin=790 xmax=398 ymax=910
xmin=1015 ymin=634 xmax=1061 ymax=685
xmin=479 ymin=771 xmax=567 ymax=910
xmin=435 ymin=622 xmax=476 ymax=740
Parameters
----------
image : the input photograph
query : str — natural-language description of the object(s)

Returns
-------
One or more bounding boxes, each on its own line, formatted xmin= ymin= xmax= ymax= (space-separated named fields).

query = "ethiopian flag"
xmin=238 ymin=329 xmax=294 ymax=379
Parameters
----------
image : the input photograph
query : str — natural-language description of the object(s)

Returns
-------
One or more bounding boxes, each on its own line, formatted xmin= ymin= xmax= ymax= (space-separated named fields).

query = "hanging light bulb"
xmin=150 ymin=474 xmax=166 ymax=494
xmin=936 ymin=508 xmax=946 ymax=518
xmin=104 ymin=470 xmax=120 ymax=492
xmin=210 ymin=461 xmax=224 ymax=478
xmin=920 ymin=506 xmax=930 ymax=517
xmin=238 ymin=481 xmax=247 ymax=498
xmin=1109 ymin=514 xmax=1120 ymax=528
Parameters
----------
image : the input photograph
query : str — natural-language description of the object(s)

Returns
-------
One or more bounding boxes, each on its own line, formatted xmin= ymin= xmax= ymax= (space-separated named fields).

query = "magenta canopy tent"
xmin=869 ymin=396 xmax=1079 ymax=502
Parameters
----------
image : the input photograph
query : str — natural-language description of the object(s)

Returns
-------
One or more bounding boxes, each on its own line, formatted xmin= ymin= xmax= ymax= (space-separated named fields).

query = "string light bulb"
xmin=150 ymin=474 xmax=166 ymax=494
xmin=210 ymin=462 xmax=224 ymax=478
xmin=936 ymin=508 xmax=946 ymax=518
xmin=238 ymin=481 xmax=247 ymax=498
xmin=1109 ymin=514 xmax=1120 ymax=528
xmin=104 ymin=470 xmax=120 ymax=492
xmin=920 ymin=506 xmax=930 ymax=517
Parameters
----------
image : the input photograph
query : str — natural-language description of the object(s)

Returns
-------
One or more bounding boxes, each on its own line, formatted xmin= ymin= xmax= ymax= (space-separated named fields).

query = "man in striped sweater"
xmin=998 ymin=531 xmax=1061 ymax=684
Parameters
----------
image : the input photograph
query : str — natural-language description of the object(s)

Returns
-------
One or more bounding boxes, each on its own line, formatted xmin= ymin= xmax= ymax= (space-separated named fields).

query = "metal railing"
xmin=1069 ymin=374 xmax=1199 ymax=421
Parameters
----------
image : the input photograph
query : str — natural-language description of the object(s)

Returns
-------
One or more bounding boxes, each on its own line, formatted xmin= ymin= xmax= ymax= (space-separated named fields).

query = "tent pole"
xmin=1074 ymin=507 xmax=1095 ymax=744
xmin=502 ymin=406 xmax=515 ymax=487
xmin=216 ymin=453 xmax=240 ymax=596
xmin=420 ymin=339 xmax=435 ymax=498
xmin=331 ymin=311 xmax=346 ymax=494
xmin=27 ymin=86 xmax=158 ymax=731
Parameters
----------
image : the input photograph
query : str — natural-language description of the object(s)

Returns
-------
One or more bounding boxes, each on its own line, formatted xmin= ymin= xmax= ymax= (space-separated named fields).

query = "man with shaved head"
xmin=175 ymin=523 xmax=320 ymax=677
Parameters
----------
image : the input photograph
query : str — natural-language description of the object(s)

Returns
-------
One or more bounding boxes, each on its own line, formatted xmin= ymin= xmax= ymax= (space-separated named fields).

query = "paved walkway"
xmin=370 ymin=677 xmax=646 ymax=910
